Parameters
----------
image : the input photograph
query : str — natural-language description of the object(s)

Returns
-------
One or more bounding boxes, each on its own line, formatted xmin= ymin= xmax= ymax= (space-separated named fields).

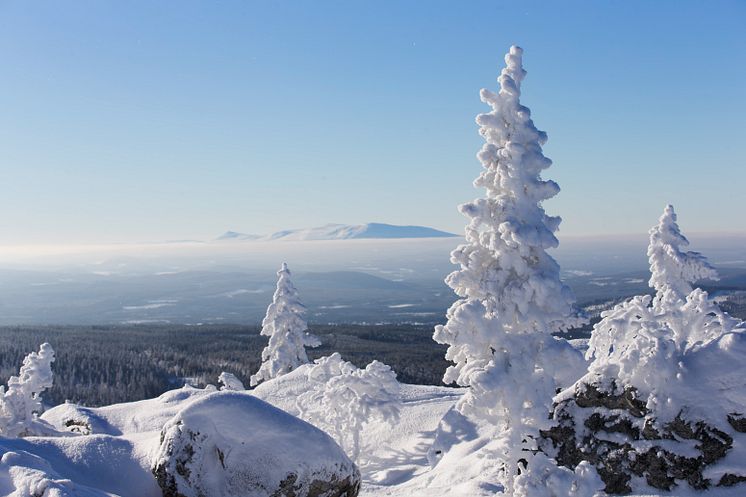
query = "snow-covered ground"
xmin=0 ymin=367 xmax=744 ymax=495
xmin=0 ymin=379 xmax=462 ymax=497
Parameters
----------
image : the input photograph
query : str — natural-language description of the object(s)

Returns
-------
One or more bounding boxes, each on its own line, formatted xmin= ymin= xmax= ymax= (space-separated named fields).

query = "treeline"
xmin=8 ymin=292 xmax=742 ymax=409
xmin=0 ymin=324 xmax=451 ymax=407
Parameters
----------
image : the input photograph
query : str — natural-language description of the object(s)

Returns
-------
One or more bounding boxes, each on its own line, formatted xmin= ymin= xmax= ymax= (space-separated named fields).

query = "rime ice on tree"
xmin=550 ymin=207 xmax=746 ymax=493
xmin=587 ymin=205 xmax=738 ymax=382
xmin=250 ymin=263 xmax=320 ymax=387
xmin=0 ymin=343 xmax=56 ymax=437
xmin=433 ymin=46 xmax=586 ymax=495
xmin=648 ymin=204 xmax=718 ymax=310
xmin=296 ymin=353 xmax=400 ymax=461
xmin=218 ymin=372 xmax=245 ymax=391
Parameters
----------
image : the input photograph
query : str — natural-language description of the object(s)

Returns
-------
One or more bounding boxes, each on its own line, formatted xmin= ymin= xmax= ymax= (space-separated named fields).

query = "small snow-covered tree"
xmin=250 ymin=263 xmax=320 ymax=386
xmin=297 ymin=353 xmax=400 ymax=461
xmin=588 ymin=205 xmax=725 ymax=364
xmin=585 ymin=206 xmax=741 ymax=415
xmin=557 ymin=207 xmax=746 ymax=493
xmin=0 ymin=343 xmax=55 ymax=437
xmin=218 ymin=372 xmax=245 ymax=391
xmin=433 ymin=46 xmax=586 ymax=494
xmin=648 ymin=204 xmax=718 ymax=310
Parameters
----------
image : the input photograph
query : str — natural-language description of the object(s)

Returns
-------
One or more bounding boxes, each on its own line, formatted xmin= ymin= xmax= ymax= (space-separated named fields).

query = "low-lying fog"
xmin=0 ymin=234 xmax=744 ymax=325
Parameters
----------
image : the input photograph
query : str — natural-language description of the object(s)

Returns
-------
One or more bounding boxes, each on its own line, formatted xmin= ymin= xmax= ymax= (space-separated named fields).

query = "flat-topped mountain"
xmin=215 ymin=223 xmax=458 ymax=242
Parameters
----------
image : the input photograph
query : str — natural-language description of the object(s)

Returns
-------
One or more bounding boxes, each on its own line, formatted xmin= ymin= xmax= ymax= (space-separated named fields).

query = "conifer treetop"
xmin=648 ymin=204 xmax=718 ymax=306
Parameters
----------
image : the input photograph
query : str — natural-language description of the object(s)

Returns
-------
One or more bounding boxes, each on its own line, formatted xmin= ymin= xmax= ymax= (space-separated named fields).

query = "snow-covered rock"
xmin=152 ymin=391 xmax=360 ymax=497
xmin=540 ymin=207 xmax=746 ymax=495
xmin=42 ymin=386 xmax=213 ymax=436
xmin=8 ymin=385 xmax=360 ymax=497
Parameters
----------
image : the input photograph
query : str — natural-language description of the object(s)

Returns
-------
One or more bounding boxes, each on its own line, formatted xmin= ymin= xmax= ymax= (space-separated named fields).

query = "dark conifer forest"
xmin=0 ymin=324 xmax=450 ymax=406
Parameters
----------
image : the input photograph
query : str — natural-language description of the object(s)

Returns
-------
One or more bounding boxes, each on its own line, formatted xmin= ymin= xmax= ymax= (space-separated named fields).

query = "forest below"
xmin=2 ymin=290 xmax=743 ymax=408
xmin=0 ymin=324 xmax=453 ymax=407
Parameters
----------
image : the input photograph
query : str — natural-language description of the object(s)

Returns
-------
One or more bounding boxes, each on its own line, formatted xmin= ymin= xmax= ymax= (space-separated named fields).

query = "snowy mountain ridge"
xmin=215 ymin=223 xmax=458 ymax=242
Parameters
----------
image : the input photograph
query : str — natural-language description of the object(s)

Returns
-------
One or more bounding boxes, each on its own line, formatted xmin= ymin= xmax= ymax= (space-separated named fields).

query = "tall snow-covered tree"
xmin=0 ymin=343 xmax=55 ymax=437
xmin=433 ymin=46 xmax=586 ymax=495
xmin=250 ymin=263 xmax=320 ymax=386
xmin=647 ymin=204 xmax=718 ymax=310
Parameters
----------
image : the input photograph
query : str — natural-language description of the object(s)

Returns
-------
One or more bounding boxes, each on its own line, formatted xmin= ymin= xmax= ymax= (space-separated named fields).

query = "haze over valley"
xmin=1 ymin=229 xmax=745 ymax=325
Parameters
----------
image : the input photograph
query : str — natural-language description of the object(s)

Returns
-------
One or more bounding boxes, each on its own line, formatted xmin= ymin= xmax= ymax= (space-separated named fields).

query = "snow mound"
xmin=152 ymin=390 xmax=360 ymax=497
xmin=0 ymin=433 xmax=161 ymax=497
xmin=42 ymin=385 xmax=212 ymax=436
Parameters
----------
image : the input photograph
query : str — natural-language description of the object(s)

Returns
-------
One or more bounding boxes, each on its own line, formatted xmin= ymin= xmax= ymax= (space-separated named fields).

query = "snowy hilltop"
xmin=1 ymin=46 xmax=746 ymax=497
xmin=214 ymin=223 xmax=458 ymax=242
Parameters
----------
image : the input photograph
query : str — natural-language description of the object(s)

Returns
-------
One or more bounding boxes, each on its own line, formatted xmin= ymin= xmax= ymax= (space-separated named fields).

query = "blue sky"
xmin=0 ymin=1 xmax=744 ymax=243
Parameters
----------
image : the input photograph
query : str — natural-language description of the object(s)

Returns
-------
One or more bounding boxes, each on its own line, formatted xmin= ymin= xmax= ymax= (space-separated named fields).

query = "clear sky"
xmin=0 ymin=0 xmax=744 ymax=244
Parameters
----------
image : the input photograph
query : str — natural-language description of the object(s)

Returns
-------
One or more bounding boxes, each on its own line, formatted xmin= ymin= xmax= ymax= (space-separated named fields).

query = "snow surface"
xmin=0 ymin=372 xmax=741 ymax=496
xmin=253 ymin=361 xmax=746 ymax=497
xmin=0 ymin=379 xmax=463 ymax=497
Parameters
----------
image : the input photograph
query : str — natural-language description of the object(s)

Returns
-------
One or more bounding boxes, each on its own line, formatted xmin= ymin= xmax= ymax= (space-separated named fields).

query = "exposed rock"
xmin=541 ymin=382 xmax=745 ymax=495
xmin=719 ymin=473 xmax=746 ymax=487
xmin=152 ymin=391 xmax=360 ymax=497
xmin=574 ymin=383 xmax=647 ymax=418
xmin=728 ymin=413 xmax=746 ymax=433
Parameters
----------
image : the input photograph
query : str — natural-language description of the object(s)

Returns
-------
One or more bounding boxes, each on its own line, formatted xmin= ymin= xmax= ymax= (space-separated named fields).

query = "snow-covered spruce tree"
xmin=648 ymin=204 xmax=718 ymax=311
xmin=546 ymin=206 xmax=746 ymax=494
xmin=587 ymin=204 xmax=723 ymax=364
xmin=296 ymin=353 xmax=400 ymax=462
xmin=0 ymin=343 xmax=55 ymax=437
xmin=218 ymin=372 xmax=245 ymax=391
xmin=432 ymin=46 xmax=588 ymax=495
xmin=250 ymin=263 xmax=320 ymax=387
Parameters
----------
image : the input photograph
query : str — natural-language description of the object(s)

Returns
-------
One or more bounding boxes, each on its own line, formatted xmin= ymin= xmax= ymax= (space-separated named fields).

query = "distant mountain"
xmin=216 ymin=223 xmax=458 ymax=242
xmin=215 ymin=231 xmax=263 ymax=241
